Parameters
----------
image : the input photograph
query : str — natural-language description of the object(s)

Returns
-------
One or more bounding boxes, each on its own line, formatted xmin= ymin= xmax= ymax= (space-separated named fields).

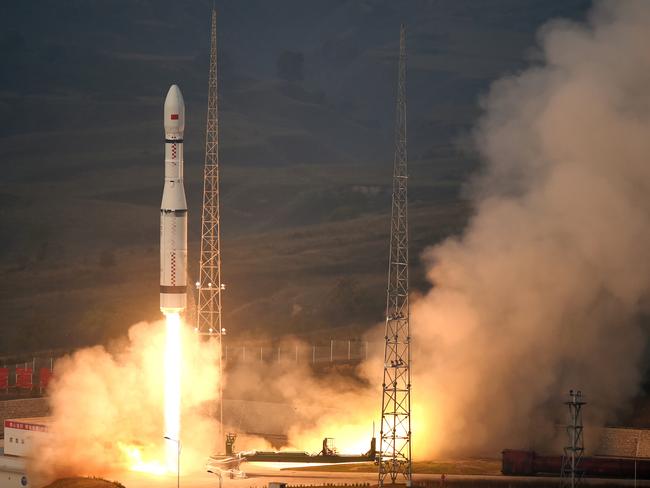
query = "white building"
xmin=1 ymin=417 xmax=51 ymax=488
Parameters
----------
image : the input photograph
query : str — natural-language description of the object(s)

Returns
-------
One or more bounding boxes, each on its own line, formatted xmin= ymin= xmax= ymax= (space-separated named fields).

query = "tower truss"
xmin=197 ymin=7 xmax=224 ymax=433
xmin=561 ymin=390 xmax=586 ymax=488
xmin=379 ymin=23 xmax=412 ymax=487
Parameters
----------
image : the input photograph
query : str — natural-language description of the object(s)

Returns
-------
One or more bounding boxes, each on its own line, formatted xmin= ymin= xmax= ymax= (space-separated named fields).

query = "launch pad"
xmin=206 ymin=436 xmax=378 ymax=478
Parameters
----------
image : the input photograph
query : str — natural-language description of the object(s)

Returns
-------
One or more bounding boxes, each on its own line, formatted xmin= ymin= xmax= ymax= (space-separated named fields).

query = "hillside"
xmin=0 ymin=0 xmax=591 ymax=353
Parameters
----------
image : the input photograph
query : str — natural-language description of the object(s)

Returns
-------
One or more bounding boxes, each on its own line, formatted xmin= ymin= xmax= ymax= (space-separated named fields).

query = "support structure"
xmin=379 ymin=23 xmax=412 ymax=487
xmin=197 ymin=7 xmax=224 ymax=439
xmin=561 ymin=390 xmax=586 ymax=488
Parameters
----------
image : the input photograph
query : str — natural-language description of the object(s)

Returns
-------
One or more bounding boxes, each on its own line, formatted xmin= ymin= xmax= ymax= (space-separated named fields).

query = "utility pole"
xmin=197 ymin=7 xmax=225 ymax=444
xmin=561 ymin=390 xmax=585 ymax=488
xmin=379 ymin=23 xmax=412 ymax=487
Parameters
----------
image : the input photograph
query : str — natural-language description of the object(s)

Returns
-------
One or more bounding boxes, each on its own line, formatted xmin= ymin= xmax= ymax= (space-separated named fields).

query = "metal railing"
xmin=223 ymin=340 xmax=381 ymax=364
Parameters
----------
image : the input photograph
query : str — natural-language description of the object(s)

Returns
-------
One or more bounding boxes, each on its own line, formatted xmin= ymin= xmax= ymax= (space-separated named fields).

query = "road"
xmin=115 ymin=463 xmax=650 ymax=488
xmin=117 ymin=463 xmax=379 ymax=488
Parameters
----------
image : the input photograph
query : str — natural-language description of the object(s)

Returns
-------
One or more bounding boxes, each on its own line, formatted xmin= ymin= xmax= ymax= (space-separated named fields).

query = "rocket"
xmin=160 ymin=84 xmax=188 ymax=314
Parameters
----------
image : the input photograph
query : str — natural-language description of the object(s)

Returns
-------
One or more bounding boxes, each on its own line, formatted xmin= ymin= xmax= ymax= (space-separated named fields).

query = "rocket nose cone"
xmin=166 ymin=84 xmax=184 ymax=106
xmin=164 ymin=84 xmax=185 ymax=134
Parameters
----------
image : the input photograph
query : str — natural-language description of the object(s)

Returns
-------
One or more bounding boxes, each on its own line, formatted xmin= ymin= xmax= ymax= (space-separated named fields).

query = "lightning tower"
xmin=197 ymin=7 xmax=224 ymax=434
xmin=379 ymin=23 xmax=412 ymax=487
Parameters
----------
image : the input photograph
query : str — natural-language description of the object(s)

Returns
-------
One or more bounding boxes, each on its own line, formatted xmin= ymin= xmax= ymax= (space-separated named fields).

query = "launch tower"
xmin=378 ymin=23 xmax=412 ymax=487
xmin=197 ymin=7 xmax=224 ymax=432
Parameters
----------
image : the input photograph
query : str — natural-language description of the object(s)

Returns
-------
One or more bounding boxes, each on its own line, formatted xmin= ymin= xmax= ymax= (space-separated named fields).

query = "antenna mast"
xmin=197 ymin=6 xmax=224 ymax=436
xmin=378 ymin=23 xmax=412 ymax=487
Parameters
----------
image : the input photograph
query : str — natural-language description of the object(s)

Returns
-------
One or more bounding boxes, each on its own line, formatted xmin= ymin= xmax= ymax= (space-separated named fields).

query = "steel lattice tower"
xmin=561 ymin=390 xmax=586 ymax=488
xmin=379 ymin=23 xmax=412 ymax=487
xmin=197 ymin=7 xmax=224 ymax=436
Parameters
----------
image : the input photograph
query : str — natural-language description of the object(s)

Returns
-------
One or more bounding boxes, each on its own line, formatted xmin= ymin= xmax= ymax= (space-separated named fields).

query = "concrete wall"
xmin=595 ymin=427 xmax=650 ymax=458
xmin=0 ymin=399 xmax=48 ymax=439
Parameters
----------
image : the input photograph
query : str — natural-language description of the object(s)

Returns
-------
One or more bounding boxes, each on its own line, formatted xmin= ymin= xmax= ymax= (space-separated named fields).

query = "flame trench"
xmin=164 ymin=312 xmax=182 ymax=472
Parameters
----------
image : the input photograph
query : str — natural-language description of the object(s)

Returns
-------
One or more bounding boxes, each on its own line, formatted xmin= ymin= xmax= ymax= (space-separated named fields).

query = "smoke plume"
xmin=223 ymin=351 xmax=379 ymax=455
xmin=258 ymin=0 xmax=650 ymax=459
xmin=409 ymin=0 xmax=650 ymax=456
xmin=26 ymin=2 xmax=650 ymax=476
xmin=30 ymin=319 xmax=221 ymax=483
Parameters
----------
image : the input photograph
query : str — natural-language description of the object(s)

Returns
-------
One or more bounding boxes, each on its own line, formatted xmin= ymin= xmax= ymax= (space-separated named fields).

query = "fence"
xmin=0 ymin=339 xmax=382 ymax=397
xmin=0 ymin=357 xmax=54 ymax=394
xmin=223 ymin=340 xmax=382 ymax=365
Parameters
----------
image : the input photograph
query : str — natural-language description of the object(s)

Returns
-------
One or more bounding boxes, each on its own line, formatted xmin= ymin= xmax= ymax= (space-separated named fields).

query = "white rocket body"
xmin=160 ymin=84 xmax=188 ymax=314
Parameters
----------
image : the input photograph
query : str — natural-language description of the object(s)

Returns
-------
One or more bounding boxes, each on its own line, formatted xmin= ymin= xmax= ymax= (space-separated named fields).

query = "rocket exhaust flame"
xmin=31 ymin=5 xmax=650 ymax=481
xmin=160 ymin=85 xmax=186 ymax=473
xmin=26 ymin=85 xmax=223 ymax=483
xmin=160 ymin=84 xmax=187 ymax=314
xmin=118 ymin=443 xmax=168 ymax=476
xmin=28 ymin=318 xmax=222 ymax=484
xmin=164 ymin=312 xmax=182 ymax=473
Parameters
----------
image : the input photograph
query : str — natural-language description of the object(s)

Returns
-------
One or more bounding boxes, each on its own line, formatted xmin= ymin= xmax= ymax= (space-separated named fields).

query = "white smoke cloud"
xmin=29 ymin=319 xmax=221 ymax=484
xmin=213 ymin=1 xmax=650 ymax=459
xmin=410 ymin=0 xmax=650 ymax=456
xmin=27 ymin=2 xmax=650 ymax=476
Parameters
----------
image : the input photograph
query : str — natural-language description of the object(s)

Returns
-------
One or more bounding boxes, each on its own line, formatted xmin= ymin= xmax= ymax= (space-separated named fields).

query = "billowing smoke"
xmin=26 ymin=1 xmax=650 ymax=476
xmin=409 ymin=0 xmax=650 ymax=456
xmin=223 ymin=350 xmax=379 ymax=455
xmin=30 ymin=320 xmax=221 ymax=484
xmin=255 ymin=0 xmax=650 ymax=459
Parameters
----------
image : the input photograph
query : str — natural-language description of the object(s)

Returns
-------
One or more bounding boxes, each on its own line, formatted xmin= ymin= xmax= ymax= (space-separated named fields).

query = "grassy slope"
xmin=0 ymin=77 xmax=470 ymax=354
xmin=0 ymin=1 xmax=593 ymax=354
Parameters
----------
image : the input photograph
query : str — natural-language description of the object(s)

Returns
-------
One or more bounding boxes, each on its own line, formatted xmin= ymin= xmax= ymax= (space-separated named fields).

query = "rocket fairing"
xmin=160 ymin=84 xmax=188 ymax=314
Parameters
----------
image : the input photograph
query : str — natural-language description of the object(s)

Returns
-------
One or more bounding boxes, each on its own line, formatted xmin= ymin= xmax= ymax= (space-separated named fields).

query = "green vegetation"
xmin=0 ymin=126 xmax=469 ymax=353
xmin=4 ymin=0 xmax=589 ymax=353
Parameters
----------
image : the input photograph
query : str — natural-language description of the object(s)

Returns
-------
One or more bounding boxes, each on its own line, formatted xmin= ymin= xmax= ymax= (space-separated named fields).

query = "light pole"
xmin=219 ymin=325 xmax=226 ymax=447
xmin=164 ymin=436 xmax=180 ymax=488
xmin=635 ymin=432 xmax=640 ymax=488
xmin=216 ymin=469 xmax=223 ymax=488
